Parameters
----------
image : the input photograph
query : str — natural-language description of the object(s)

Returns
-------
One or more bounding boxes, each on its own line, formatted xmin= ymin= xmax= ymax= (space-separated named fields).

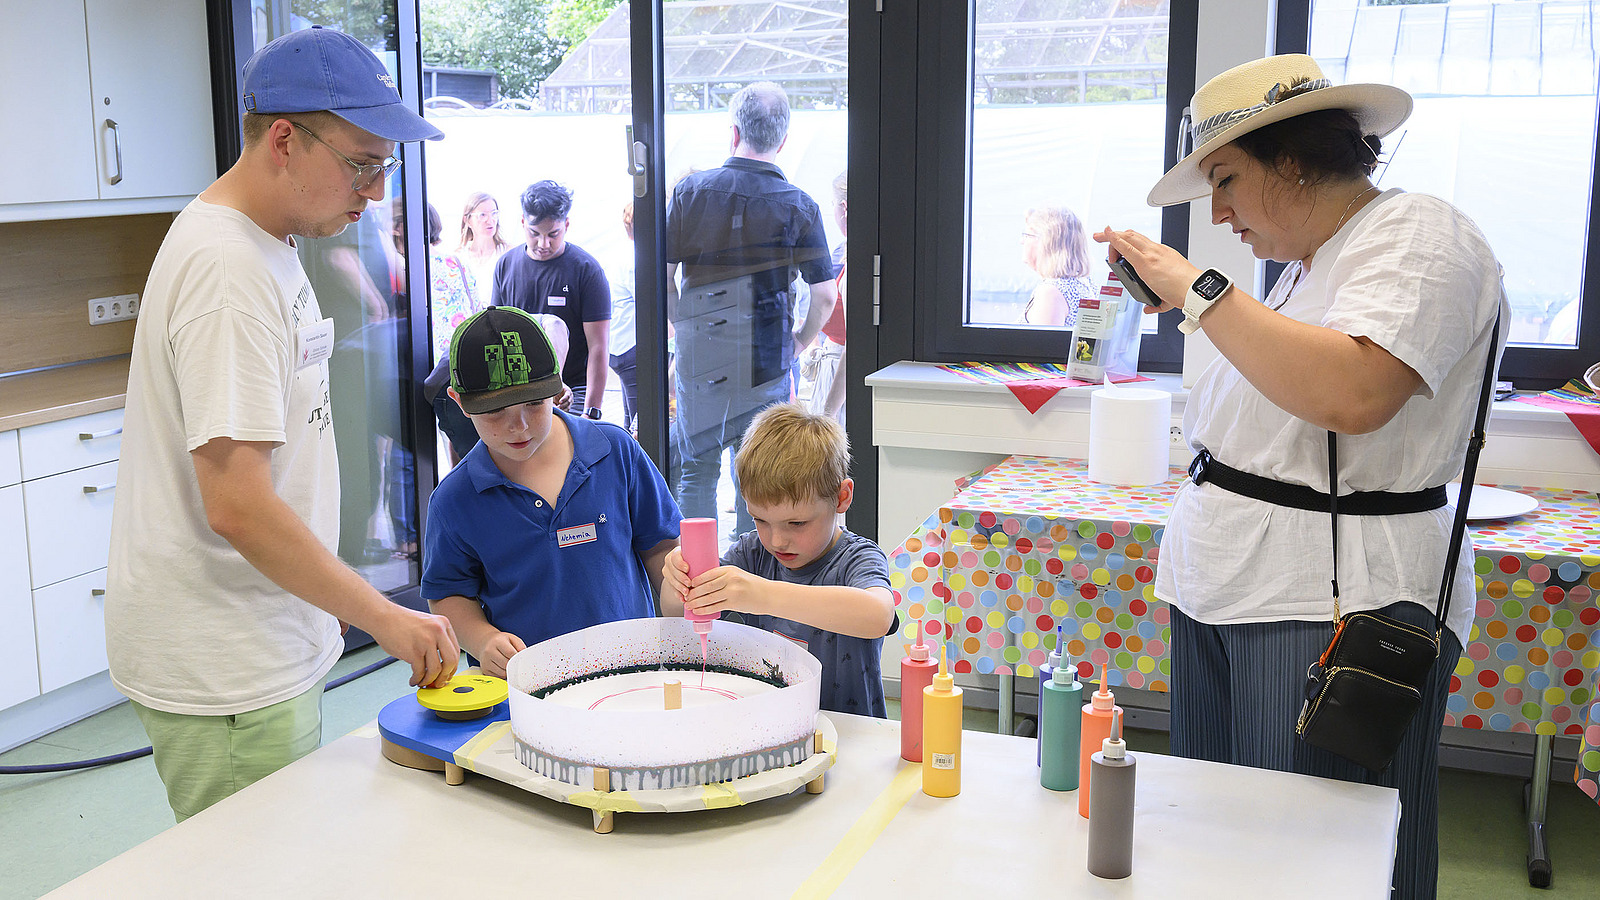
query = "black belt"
xmin=1188 ymin=450 xmax=1448 ymax=516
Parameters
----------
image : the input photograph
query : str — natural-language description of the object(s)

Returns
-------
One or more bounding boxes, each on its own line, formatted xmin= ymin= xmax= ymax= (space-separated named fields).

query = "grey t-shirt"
xmin=723 ymin=529 xmax=897 ymax=717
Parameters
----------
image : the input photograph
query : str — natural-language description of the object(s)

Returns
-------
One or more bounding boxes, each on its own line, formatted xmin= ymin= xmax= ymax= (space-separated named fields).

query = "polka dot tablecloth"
xmin=884 ymin=456 xmax=1600 ymax=801
xmin=887 ymin=456 xmax=1184 ymax=689
xmin=1447 ymin=480 xmax=1600 ymax=801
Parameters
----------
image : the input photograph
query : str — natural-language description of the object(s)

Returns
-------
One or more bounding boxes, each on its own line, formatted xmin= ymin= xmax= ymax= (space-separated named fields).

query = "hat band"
xmin=1190 ymin=77 xmax=1332 ymax=148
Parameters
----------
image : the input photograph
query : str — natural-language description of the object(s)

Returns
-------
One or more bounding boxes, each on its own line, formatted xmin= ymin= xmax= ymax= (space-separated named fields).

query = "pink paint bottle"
xmin=679 ymin=517 xmax=720 ymax=635
xmin=899 ymin=628 xmax=939 ymax=762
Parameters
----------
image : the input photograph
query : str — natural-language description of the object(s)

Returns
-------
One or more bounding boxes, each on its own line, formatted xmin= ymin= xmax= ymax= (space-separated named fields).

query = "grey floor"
xmin=3 ymin=645 xmax=1598 ymax=899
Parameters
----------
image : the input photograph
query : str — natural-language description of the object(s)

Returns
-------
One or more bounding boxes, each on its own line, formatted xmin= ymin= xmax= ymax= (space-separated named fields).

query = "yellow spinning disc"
xmin=417 ymin=672 xmax=509 ymax=718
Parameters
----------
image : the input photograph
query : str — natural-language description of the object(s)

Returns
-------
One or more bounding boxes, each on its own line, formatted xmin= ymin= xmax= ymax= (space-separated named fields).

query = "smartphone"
xmin=1107 ymin=256 xmax=1163 ymax=308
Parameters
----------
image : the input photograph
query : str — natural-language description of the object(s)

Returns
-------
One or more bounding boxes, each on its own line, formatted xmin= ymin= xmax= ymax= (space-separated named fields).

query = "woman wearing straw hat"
xmin=1096 ymin=55 xmax=1509 ymax=899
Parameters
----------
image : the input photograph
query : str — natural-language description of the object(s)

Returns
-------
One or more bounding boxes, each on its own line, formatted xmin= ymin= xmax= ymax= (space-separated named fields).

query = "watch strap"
xmin=1179 ymin=269 xmax=1230 ymax=335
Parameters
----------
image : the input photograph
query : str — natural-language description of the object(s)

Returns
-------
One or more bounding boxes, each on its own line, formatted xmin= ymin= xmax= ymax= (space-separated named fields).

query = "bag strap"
xmin=1327 ymin=315 xmax=1501 ymax=630
xmin=1435 ymin=316 xmax=1502 ymax=628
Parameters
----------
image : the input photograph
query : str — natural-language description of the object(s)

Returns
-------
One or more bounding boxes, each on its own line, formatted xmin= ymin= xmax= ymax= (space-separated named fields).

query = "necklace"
xmin=1293 ymin=186 xmax=1381 ymax=294
xmin=1333 ymin=185 xmax=1380 ymax=235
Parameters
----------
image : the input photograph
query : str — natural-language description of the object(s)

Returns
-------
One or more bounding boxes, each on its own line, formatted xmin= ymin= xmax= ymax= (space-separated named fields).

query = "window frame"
xmin=1279 ymin=0 xmax=1600 ymax=391
xmin=914 ymin=0 xmax=1197 ymax=372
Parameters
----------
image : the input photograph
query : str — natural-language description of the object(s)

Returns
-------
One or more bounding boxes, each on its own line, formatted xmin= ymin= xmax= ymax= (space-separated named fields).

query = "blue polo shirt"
xmin=421 ymin=409 xmax=681 ymax=648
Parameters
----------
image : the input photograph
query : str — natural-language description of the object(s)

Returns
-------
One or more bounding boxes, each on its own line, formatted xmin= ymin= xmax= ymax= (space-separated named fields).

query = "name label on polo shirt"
xmin=557 ymin=523 xmax=597 ymax=548
xmin=547 ymin=294 xmax=567 ymax=307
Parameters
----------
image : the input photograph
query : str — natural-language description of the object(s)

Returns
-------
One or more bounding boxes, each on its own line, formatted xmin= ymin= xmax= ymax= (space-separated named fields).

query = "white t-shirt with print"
xmin=1155 ymin=190 xmax=1509 ymax=647
xmin=107 ymin=198 xmax=343 ymax=716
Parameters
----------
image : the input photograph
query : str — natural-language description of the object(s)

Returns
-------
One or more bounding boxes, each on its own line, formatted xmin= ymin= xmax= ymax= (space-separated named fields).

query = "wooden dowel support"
xmin=807 ymin=730 xmax=826 ymax=794
xmin=444 ymin=762 xmax=465 ymax=786
xmin=663 ymin=679 xmax=682 ymax=710
xmin=593 ymin=766 xmax=615 ymax=834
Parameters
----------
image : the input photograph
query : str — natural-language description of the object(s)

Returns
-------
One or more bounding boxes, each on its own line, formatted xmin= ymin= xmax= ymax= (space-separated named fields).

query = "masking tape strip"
xmin=453 ymin=720 xmax=512 ymax=768
xmin=568 ymin=789 xmax=645 ymax=814
xmin=790 ymin=762 xmax=922 ymax=899
xmin=348 ymin=724 xmax=379 ymax=739
xmin=701 ymin=782 xmax=743 ymax=809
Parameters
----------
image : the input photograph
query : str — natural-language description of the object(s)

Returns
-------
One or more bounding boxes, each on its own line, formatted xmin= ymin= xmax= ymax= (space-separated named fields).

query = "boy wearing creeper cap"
xmin=423 ymin=307 xmax=681 ymax=676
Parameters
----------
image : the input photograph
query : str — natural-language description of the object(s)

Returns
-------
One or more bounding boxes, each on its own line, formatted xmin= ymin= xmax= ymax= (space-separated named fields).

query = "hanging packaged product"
xmin=1067 ymin=275 xmax=1144 ymax=383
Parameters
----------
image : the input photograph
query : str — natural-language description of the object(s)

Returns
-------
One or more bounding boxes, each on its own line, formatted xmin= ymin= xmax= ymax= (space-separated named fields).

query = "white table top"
xmin=46 ymin=713 xmax=1399 ymax=899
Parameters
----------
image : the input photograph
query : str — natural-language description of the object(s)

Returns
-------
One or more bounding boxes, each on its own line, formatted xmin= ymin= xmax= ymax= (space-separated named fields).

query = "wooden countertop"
xmin=0 ymin=357 xmax=130 ymax=432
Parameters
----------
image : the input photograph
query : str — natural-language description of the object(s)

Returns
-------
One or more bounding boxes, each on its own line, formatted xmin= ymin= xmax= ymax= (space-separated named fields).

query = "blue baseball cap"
xmin=241 ymin=26 xmax=443 ymax=142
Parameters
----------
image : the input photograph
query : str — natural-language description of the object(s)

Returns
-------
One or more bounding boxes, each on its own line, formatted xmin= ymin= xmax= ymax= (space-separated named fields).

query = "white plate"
xmin=1446 ymin=483 xmax=1539 ymax=520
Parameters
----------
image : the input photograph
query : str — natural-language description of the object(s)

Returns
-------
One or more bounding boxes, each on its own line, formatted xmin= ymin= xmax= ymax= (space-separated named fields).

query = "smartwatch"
xmin=584 ymin=407 xmax=602 ymax=420
xmin=1179 ymin=268 xmax=1232 ymax=335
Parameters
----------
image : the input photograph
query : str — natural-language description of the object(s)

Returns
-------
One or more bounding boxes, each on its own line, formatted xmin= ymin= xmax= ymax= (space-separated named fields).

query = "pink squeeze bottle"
xmin=679 ymin=518 xmax=720 ymax=676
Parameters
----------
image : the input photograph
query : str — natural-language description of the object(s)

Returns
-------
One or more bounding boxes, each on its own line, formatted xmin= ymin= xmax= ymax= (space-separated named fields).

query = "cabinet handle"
xmin=708 ymin=376 xmax=729 ymax=386
xmin=83 ymin=483 xmax=117 ymax=494
xmin=92 ymin=589 xmax=107 ymax=597
xmin=105 ymin=119 xmax=124 ymax=186
xmin=78 ymin=427 xmax=123 ymax=441
xmin=708 ymin=318 xmax=728 ymax=327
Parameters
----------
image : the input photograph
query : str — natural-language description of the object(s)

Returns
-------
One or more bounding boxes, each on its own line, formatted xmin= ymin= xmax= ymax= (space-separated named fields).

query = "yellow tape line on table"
xmin=790 ymin=762 xmax=922 ymax=899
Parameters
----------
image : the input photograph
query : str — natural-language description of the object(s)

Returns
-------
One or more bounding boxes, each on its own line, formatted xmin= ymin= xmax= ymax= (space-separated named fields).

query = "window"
xmin=915 ymin=0 xmax=1194 ymax=369
xmin=1302 ymin=0 xmax=1600 ymax=388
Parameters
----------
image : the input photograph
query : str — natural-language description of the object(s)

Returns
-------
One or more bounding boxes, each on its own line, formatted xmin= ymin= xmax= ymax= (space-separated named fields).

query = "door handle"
xmin=79 ymin=427 xmax=123 ymax=441
xmin=626 ymin=125 xmax=648 ymax=198
xmin=83 ymin=482 xmax=117 ymax=494
xmin=105 ymin=119 xmax=124 ymax=186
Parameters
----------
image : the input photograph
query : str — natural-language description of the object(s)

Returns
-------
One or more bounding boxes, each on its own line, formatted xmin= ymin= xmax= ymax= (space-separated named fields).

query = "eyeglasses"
xmin=292 ymin=122 xmax=400 ymax=191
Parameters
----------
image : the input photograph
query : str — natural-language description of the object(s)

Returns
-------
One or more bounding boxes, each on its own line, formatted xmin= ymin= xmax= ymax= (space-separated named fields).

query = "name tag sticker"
xmin=296 ymin=318 xmax=336 ymax=369
xmin=547 ymin=294 xmax=567 ymax=307
xmin=557 ymin=523 xmax=597 ymax=548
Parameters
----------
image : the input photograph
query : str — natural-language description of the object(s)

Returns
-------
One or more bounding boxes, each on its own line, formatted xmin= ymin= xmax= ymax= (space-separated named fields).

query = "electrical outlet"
xmin=1169 ymin=425 xmax=1186 ymax=449
xmin=89 ymin=293 xmax=140 ymax=325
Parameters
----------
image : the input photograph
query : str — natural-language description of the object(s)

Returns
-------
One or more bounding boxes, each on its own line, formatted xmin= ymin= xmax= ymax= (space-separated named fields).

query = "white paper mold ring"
xmin=506 ymin=618 xmax=823 ymax=790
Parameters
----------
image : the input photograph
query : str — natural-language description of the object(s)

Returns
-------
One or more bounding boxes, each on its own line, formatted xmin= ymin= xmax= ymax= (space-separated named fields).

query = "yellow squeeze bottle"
xmin=921 ymin=641 xmax=963 ymax=798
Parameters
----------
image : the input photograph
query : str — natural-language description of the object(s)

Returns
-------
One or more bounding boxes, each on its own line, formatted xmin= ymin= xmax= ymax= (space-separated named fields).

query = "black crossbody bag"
xmin=1295 ymin=320 xmax=1500 ymax=771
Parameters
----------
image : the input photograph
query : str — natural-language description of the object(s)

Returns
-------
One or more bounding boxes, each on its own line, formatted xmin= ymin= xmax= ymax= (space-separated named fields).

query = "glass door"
xmin=643 ymin=0 xmax=850 ymax=550
xmin=229 ymin=1 xmax=426 ymax=596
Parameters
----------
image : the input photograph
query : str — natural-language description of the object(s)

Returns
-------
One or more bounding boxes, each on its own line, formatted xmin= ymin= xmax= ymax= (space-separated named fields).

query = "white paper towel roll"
xmin=1088 ymin=386 xmax=1172 ymax=486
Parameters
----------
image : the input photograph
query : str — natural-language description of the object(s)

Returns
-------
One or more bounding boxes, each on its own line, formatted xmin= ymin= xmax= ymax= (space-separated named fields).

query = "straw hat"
xmin=1148 ymin=54 xmax=1412 ymax=207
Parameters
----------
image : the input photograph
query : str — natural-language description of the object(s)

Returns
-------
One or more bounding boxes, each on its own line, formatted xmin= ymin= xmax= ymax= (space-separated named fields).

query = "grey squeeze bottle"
xmin=1086 ymin=708 xmax=1136 ymax=879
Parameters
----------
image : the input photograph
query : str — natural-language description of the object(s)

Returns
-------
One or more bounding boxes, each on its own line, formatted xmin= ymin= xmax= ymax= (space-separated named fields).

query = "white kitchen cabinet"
xmin=0 ymin=2 xmax=97 ymax=204
xmin=82 ymin=0 xmax=216 ymax=202
xmin=0 ymin=484 xmax=41 ymax=709
xmin=33 ymin=568 xmax=109 ymax=694
xmin=0 ymin=409 xmax=124 ymax=713
xmin=0 ymin=0 xmax=215 ymax=212
xmin=18 ymin=408 xmax=123 ymax=482
xmin=0 ymin=430 xmax=19 ymax=488
xmin=23 ymin=460 xmax=118 ymax=590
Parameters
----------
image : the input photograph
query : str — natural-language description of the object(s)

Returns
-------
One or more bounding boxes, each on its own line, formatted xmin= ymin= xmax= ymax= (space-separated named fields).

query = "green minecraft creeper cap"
xmin=447 ymin=307 xmax=563 ymax=414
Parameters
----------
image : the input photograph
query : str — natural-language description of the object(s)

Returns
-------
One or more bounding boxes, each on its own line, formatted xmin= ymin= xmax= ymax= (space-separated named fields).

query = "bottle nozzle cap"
xmin=908 ymin=641 xmax=930 ymax=662
xmin=691 ymin=619 xmax=713 ymax=635
xmin=1091 ymin=663 xmax=1115 ymax=710
xmin=1051 ymin=662 xmax=1076 ymax=686
xmin=1101 ymin=708 xmax=1127 ymax=759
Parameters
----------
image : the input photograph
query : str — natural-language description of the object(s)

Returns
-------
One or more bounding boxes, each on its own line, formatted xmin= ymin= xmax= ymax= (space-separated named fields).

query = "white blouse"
xmin=1154 ymin=189 xmax=1510 ymax=646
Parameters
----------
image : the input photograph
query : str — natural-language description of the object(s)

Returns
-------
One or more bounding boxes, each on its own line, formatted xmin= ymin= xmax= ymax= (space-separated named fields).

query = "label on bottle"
xmin=931 ymin=752 xmax=955 ymax=770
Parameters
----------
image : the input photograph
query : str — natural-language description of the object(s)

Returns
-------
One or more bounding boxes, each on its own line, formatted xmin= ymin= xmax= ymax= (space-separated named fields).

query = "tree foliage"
xmin=547 ymin=0 xmax=623 ymax=45
xmin=421 ymin=0 xmax=570 ymax=100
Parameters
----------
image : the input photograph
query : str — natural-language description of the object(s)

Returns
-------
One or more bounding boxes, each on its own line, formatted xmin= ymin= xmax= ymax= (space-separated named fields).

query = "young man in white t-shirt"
xmin=105 ymin=27 xmax=460 ymax=821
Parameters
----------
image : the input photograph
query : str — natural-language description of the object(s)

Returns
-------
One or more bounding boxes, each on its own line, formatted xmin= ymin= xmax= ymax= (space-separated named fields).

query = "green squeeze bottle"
xmin=1039 ymin=656 xmax=1083 ymax=791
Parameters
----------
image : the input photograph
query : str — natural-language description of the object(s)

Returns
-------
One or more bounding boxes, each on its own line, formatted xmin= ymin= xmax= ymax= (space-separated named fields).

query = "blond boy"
xmin=661 ymin=403 xmax=896 ymax=715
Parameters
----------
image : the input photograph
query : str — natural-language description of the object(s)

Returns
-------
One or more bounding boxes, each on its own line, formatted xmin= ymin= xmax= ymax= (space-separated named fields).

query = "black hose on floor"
xmin=0 ymin=655 xmax=399 ymax=776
